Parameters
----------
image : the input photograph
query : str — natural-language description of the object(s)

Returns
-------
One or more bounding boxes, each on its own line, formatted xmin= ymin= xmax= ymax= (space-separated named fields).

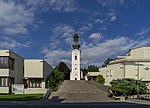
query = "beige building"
xmin=88 ymin=47 xmax=150 ymax=86
xmin=24 ymin=59 xmax=53 ymax=94
xmin=0 ymin=50 xmax=24 ymax=93
xmin=0 ymin=50 xmax=53 ymax=94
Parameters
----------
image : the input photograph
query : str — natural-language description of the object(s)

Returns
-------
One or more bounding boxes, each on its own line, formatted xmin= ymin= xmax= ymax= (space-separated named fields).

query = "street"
xmin=0 ymin=100 xmax=149 ymax=108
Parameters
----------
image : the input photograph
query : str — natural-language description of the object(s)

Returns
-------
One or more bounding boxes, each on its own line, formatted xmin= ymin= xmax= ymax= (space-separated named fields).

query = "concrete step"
xmin=49 ymin=80 xmax=111 ymax=102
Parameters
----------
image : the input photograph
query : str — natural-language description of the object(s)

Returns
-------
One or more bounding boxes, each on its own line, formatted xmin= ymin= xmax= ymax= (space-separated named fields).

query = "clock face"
xmin=73 ymin=49 xmax=78 ymax=55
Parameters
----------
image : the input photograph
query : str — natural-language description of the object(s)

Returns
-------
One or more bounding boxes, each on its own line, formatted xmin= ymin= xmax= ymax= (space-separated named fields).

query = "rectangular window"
xmin=0 ymin=77 xmax=8 ymax=87
xmin=0 ymin=57 xmax=15 ymax=70
xmin=0 ymin=57 xmax=8 ymax=69
xmin=106 ymin=70 xmax=109 ymax=77
xmin=29 ymin=79 xmax=42 ymax=88
xmin=9 ymin=57 xmax=15 ymax=70
xmin=110 ymin=70 xmax=113 ymax=77
xmin=75 ymin=56 xmax=77 ymax=60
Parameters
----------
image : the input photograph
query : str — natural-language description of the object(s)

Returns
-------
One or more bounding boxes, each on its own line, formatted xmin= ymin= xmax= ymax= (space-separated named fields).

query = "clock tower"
xmin=70 ymin=33 xmax=81 ymax=80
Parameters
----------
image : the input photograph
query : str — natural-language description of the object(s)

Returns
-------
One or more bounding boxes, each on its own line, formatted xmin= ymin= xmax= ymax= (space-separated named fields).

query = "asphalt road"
xmin=0 ymin=101 xmax=149 ymax=108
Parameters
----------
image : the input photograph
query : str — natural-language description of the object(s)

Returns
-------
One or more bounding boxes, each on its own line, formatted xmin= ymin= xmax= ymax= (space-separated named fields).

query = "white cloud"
xmin=1 ymin=27 xmax=29 ymax=35
xmin=53 ymin=25 xmax=75 ymax=38
xmin=24 ymin=0 xmax=78 ymax=12
xmin=0 ymin=37 xmax=32 ymax=50
xmin=42 ymin=35 xmax=150 ymax=68
xmin=98 ymin=0 xmax=124 ymax=7
xmin=110 ymin=15 xmax=117 ymax=22
xmin=136 ymin=27 xmax=150 ymax=36
xmin=0 ymin=0 xmax=78 ymax=36
xmin=89 ymin=32 xmax=102 ymax=41
xmin=0 ymin=0 xmax=34 ymax=35
xmin=42 ymin=48 xmax=71 ymax=67
xmin=108 ymin=13 xmax=117 ymax=22
xmin=49 ymin=24 xmax=75 ymax=49
xmin=81 ymin=36 xmax=150 ymax=67
xmin=79 ymin=23 xmax=93 ymax=35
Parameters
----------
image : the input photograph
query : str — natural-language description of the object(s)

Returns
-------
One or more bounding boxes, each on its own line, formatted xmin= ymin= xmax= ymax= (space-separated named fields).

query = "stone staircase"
xmin=49 ymin=80 xmax=111 ymax=102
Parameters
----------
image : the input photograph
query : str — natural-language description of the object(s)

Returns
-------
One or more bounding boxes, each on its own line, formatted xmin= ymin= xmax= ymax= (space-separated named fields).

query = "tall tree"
xmin=87 ymin=65 xmax=99 ymax=72
xmin=57 ymin=61 xmax=71 ymax=80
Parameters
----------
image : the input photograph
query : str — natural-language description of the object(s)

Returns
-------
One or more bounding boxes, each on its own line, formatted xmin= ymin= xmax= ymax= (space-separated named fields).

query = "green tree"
xmin=81 ymin=68 xmax=88 ymax=76
xmin=47 ymin=67 xmax=65 ymax=91
xmin=87 ymin=65 xmax=99 ymax=72
xmin=57 ymin=61 xmax=71 ymax=80
xmin=109 ymin=78 xmax=147 ymax=96
xmin=96 ymin=75 xmax=105 ymax=84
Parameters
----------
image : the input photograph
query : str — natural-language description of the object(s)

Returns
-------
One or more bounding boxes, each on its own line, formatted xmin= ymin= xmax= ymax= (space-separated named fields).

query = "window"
xmin=75 ymin=68 xmax=77 ymax=70
xmin=29 ymin=79 xmax=42 ymax=88
xmin=110 ymin=70 xmax=113 ymax=77
xmin=0 ymin=77 xmax=8 ymax=87
xmin=9 ymin=57 xmax=15 ymax=70
xmin=0 ymin=57 xmax=15 ymax=70
xmin=106 ymin=70 xmax=109 ymax=77
xmin=75 ymin=56 xmax=77 ymax=60
xmin=0 ymin=57 xmax=8 ymax=69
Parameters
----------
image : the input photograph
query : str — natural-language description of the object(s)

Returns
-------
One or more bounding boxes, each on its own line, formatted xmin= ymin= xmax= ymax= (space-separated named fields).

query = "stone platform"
xmin=49 ymin=80 xmax=111 ymax=102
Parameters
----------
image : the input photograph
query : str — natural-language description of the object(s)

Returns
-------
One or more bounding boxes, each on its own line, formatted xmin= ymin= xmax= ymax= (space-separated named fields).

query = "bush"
xmin=109 ymin=78 xmax=147 ymax=96
xmin=96 ymin=75 xmax=105 ymax=84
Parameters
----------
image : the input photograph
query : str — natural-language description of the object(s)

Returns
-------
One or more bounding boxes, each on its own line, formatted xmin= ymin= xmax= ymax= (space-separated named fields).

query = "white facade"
xmin=70 ymin=33 xmax=81 ymax=80
xmin=70 ymin=49 xmax=81 ymax=80
xmin=88 ymin=47 xmax=150 ymax=86
xmin=0 ymin=50 xmax=53 ymax=94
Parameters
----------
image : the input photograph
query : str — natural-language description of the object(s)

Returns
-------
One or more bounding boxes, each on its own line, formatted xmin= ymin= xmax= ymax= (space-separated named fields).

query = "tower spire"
xmin=72 ymin=33 xmax=80 ymax=49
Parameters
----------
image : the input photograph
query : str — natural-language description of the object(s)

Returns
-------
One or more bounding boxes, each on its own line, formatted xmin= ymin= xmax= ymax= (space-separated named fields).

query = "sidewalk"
xmin=126 ymin=99 xmax=150 ymax=105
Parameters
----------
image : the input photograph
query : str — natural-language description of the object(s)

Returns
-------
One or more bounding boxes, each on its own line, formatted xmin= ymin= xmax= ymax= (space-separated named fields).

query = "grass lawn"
xmin=0 ymin=94 xmax=43 ymax=101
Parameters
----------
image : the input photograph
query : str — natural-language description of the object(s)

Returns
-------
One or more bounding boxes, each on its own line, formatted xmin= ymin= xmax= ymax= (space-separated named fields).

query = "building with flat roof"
xmin=24 ymin=59 xmax=53 ymax=94
xmin=87 ymin=47 xmax=150 ymax=87
xmin=0 ymin=50 xmax=53 ymax=94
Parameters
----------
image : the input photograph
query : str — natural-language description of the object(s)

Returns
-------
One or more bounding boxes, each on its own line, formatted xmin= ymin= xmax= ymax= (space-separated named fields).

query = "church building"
xmin=70 ymin=33 xmax=81 ymax=80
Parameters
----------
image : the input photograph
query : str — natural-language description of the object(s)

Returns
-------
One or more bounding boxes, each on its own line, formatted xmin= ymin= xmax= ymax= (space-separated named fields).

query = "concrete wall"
xmin=24 ymin=88 xmax=47 ymax=94
xmin=43 ymin=60 xmax=53 ymax=81
xmin=130 ymin=47 xmax=150 ymax=59
xmin=0 ymin=87 xmax=9 ymax=93
xmin=24 ymin=59 xmax=53 ymax=94
xmin=10 ymin=51 xmax=24 ymax=84
xmin=24 ymin=60 xmax=43 ymax=78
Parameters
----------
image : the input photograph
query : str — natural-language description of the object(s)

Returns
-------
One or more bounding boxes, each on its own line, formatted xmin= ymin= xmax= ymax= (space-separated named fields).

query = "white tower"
xmin=70 ymin=33 xmax=81 ymax=80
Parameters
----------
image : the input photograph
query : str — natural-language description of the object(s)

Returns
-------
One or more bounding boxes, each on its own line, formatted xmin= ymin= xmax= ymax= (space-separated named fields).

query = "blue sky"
xmin=0 ymin=0 xmax=150 ymax=68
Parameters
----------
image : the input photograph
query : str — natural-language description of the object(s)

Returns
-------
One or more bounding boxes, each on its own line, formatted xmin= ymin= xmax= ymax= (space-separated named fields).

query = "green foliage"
xmin=48 ymin=68 xmax=65 ymax=91
xmin=57 ymin=61 xmax=71 ymax=80
xmin=87 ymin=65 xmax=99 ymax=72
xmin=109 ymin=78 xmax=147 ymax=96
xmin=0 ymin=94 xmax=43 ymax=101
xmin=96 ymin=75 xmax=105 ymax=84
xmin=81 ymin=68 xmax=88 ymax=76
xmin=47 ymin=61 xmax=70 ymax=91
